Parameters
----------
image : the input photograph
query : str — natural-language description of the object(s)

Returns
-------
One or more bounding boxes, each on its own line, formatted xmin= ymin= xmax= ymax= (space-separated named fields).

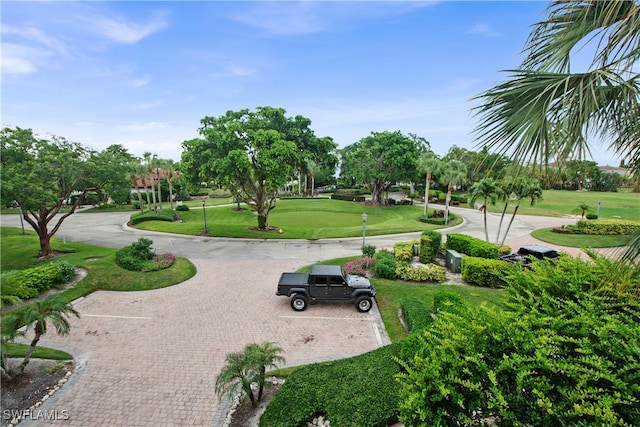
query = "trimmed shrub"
xmin=394 ymin=241 xmax=418 ymax=262
xmin=130 ymin=210 xmax=176 ymax=225
xmin=1 ymin=271 xmax=39 ymax=299
xmin=260 ymin=342 xmax=402 ymax=427
xmin=361 ymin=244 xmax=376 ymax=258
xmin=396 ymin=263 xmax=447 ymax=283
xmin=396 ymin=199 xmax=413 ymax=206
xmin=116 ymin=238 xmax=154 ymax=272
xmin=461 ymin=256 xmax=517 ymax=288
xmin=498 ymin=245 xmax=512 ymax=256
xmin=330 ymin=194 xmax=366 ymax=202
xmin=585 ymin=213 xmax=598 ymax=220
xmin=570 ymin=219 xmax=640 ymax=235
xmin=420 ymin=230 xmax=442 ymax=263
xmin=467 ymin=239 xmax=499 ymax=259
xmin=374 ymin=250 xmax=397 ymax=279
xmin=400 ymin=298 xmax=434 ymax=333
xmin=446 ymin=233 xmax=500 ymax=259
xmin=445 ymin=233 xmax=473 ymax=254
xmin=175 ymin=204 xmax=189 ymax=211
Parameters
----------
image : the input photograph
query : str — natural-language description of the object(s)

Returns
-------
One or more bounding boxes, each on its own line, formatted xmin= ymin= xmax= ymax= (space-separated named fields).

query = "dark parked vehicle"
xmin=276 ymin=265 xmax=376 ymax=312
xmin=500 ymin=244 xmax=560 ymax=268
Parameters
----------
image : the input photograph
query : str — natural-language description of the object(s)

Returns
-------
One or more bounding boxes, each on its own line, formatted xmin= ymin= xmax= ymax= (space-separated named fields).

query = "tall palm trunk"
xmin=424 ymin=172 xmax=431 ymax=217
xmin=156 ymin=169 xmax=163 ymax=210
xmin=445 ymin=181 xmax=453 ymax=225
xmin=168 ymin=176 xmax=174 ymax=211
xmin=500 ymin=203 xmax=521 ymax=246
xmin=495 ymin=201 xmax=509 ymax=243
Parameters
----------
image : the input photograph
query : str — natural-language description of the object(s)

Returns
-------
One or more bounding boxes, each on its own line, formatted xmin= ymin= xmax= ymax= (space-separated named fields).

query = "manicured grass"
xmin=3 ymin=343 xmax=72 ymax=360
xmin=134 ymin=198 xmax=460 ymax=239
xmin=530 ymin=228 xmax=632 ymax=248
xmin=0 ymin=227 xmax=197 ymax=307
xmin=480 ymin=189 xmax=640 ymax=220
xmin=373 ymin=279 xmax=506 ymax=342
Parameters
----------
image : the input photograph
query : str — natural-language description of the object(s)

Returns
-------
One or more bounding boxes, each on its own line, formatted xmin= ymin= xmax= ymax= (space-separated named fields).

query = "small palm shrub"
xmin=115 ymin=238 xmax=175 ymax=272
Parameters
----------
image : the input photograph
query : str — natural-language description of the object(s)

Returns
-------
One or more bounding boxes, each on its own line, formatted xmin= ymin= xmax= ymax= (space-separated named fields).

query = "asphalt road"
xmin=0 ymin=205 xmax=571 ymax=262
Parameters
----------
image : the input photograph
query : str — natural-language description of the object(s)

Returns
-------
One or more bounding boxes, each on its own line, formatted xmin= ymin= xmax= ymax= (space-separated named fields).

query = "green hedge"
xmin=396 ymin=263 xmax=447 ymax=283
xmin=1 ymin=262 xmax=75 ymax=299
xmin=446 ymin=233 xmax=500 ymax=259
xmin=419 ymin=212 xmax=457 ymax=225
xmin=393 ymin=241 xmax=417 ymax=262
xmin=432 ymin=291 xmax=466 ymax=314
xmin=330 ymin=194 xmax=366 ymax=202
xmin=419 ymin=230 xmax=441 ymax=263
xmin=175 ymin=204 xmax=189 ymax=211
xmin=400 ymin=297 xmax=434 ymax=333
xmin=569 ymin=219 xmax=640 ymax=235
xmin=461 ymin=256 xmax=517 ymax=288
xmin=129 ymin=209 xmax=176 ymax=225
xmin=373 ymin=250 xmax=397 ymax=279
xmin=260 ymin=343 xmax=402 ymax=427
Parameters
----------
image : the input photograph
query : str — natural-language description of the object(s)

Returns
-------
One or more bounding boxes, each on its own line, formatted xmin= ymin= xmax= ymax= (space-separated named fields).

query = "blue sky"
xmin=1 ymin=1 xmax=621 ymax=166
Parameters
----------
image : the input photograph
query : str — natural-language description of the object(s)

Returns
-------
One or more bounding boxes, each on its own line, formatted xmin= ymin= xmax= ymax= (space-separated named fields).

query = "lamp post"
xmin=202 ymin=200 xmax=208 ymax=235
xmin=361 ymin=212 xmax=367 ymax=249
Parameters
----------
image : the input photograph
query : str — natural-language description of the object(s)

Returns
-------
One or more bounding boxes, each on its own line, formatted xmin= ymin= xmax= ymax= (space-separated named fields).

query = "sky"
xmin=0 ymin=1 xmax=623 ymax=166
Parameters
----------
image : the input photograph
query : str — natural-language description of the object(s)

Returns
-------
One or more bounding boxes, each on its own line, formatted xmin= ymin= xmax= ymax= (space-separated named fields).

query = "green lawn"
xmin=480 ymin=189 xmax=639 ymax=220
xmin=0 ymin=227 xmax=197 ymax=306
xmin=134 ymin=198 xmax=460 ymax=239
xmin=530 ymin=228 xmax=632 ymax=248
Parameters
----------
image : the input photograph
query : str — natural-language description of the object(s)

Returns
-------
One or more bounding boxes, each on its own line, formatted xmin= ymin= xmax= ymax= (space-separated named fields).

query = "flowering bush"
xmin=142 ymin=253 xmax=176 ymax=272
xmin=343 ymin=257 xmax=374 ymax=277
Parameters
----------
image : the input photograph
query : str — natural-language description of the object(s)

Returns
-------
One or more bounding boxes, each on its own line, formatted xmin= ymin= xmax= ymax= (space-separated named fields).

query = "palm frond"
xmin=472 ymin=68 xmax=640 ymax=168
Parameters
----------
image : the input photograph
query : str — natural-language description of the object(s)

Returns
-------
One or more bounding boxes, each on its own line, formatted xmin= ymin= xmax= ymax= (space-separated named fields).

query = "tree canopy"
xmin=0 ymin=127 xmax=134 ymax=257
xmin=181 ymin=107 xmax=336 ymax=229
xmin=339 ymin=131 xmax=421 ymax=206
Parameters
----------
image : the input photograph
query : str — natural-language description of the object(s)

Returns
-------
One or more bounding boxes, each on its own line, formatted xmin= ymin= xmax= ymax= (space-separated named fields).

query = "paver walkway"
xmin=19 ymin=259 xmax=386 ymax=426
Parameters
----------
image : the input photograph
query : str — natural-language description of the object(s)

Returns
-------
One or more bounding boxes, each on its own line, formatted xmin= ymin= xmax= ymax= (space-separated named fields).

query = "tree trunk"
xmin=444 ymin=182 xmax=453 ymax=225
xmin=311 ymin=173 xmax=315 ymax=197
xmin=18 ymin=327 xmax=42 ymax=374
xmin=136 ymin=187 xmax=144 ymax=214
xmin=482 ymin=203 xmax=489 ymax=242
xmin=495 ymin=201 xmax=509 ymax=243
xmin=156 ymin=169 xmax=163 ymax=210
xmin=500 ymin=204 xmax=520 ymax=246
xmin=38 ymin=234 xmax=53 ymax=258
xmin=257 ymin=367 xmax=266 ymax=401
xmin=168 ymin=177 xmax=174 ymax=211
xmin=424 ymin=172 xmax=431 ymax=217
xmin=145 ymin=181 xmax=152 ymax=212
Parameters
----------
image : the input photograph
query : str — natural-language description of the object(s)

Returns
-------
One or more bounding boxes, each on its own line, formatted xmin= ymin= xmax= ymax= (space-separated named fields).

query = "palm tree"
xmin=473 ymin=1 xmax=640 ymax=174
xmin=573 ymin=203 xmax=591 ymax=219
xmin=473 ymin=0 xmax=640 ymax=260
xmin=2 ymin=295 xmax=79 ymax=378
xmin=215 ymin=350 xmax=258 ymax=407
xmin=246 ymin=341 xmax=285 ymax=401
xmin=499 ymin=178 xmax=543 ymax=246
xmin=417 ymin=152 xmax=441 ymax=218
xmin=143 ymin=152 xmax=156 ymax=209
xmin=438 ymin=160 xmax=467 ymax=225
xmin=469 ymin=178 xmax=502 ymax=242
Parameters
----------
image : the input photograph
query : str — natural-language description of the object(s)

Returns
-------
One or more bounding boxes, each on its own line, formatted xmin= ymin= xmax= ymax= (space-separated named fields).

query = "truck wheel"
xmin=290 ymin=294 xmax=308 ymax=311
xmin=356 ymin=296 xmax=372 ymax=312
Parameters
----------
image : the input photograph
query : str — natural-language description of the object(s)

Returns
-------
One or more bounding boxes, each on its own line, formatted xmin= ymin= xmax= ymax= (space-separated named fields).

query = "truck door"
xmin=309 ymin=276 xmax=329 ymax=298
xmin=328 ymin=275 xmax=350 ymax=299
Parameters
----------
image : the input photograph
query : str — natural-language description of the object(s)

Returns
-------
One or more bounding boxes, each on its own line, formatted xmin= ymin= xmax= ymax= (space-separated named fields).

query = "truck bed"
xmin=278 ymin=272 xmax=309 ymax=286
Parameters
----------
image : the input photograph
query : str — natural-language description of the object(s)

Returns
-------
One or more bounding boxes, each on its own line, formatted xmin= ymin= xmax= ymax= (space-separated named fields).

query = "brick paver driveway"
xmin=24 ymin=259 xmax=384 ymax=426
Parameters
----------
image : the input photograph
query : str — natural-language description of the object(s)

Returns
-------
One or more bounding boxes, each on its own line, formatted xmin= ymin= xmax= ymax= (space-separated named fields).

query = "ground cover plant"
xmin=132 ymin=198 xmax=459 ymax=239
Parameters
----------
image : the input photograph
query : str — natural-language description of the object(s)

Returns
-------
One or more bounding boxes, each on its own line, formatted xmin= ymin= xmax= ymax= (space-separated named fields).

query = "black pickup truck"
xmin=276 ymin=265 xmax=376 ymax=312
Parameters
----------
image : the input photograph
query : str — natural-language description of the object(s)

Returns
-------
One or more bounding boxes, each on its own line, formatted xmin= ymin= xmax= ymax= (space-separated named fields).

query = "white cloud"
xmin=1 ymin=24 xmax=67 ymax=54
xmin=1 ymin=43 xmax=51 ymax=75
xmin=232 ymin=2 xmax=325 ymax=36
xmin=467 ymin=22 xmax=501 ymax=37
xmin=118 ymin=122 xmax=169 ymax=131
xmin=227 ymin=63 xmax=256 ymax=76
xmin=88 ymin=12 xmax=168 ymax=43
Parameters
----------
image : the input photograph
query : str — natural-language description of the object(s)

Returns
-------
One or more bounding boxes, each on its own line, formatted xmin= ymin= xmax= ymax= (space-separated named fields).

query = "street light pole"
xmin=202 ymin=200 xmax=208 ymax=235
xmin=361 ymin=212 xmax=367 ymax=249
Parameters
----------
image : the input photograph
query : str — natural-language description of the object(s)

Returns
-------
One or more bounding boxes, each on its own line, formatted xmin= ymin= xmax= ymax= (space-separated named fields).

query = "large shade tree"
xmin=339 ymin=131 xmax=421 ymax=206
xmin=181 ymin=107 xmax=332 ymax=229
xmin=0 ymin=127 xmax=133 ymax=257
